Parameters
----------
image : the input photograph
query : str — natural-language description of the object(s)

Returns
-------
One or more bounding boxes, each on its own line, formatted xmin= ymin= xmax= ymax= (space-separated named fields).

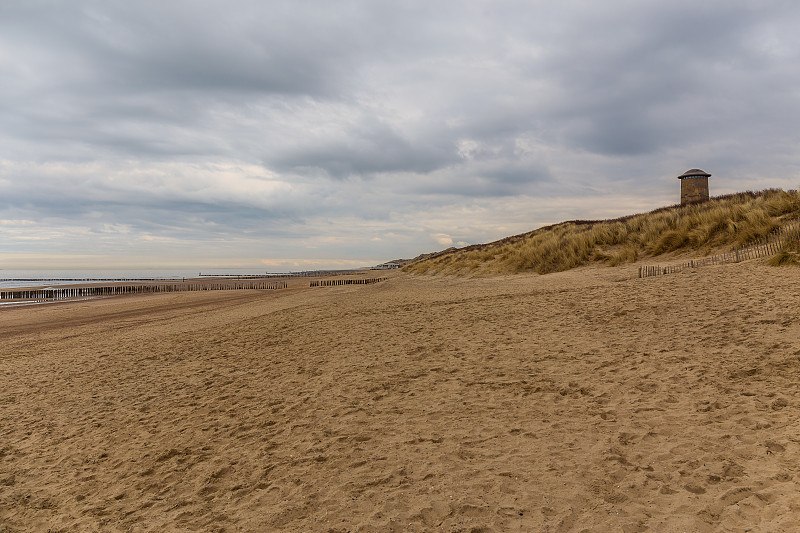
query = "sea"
xmin=0 ymin=269 xmax=276 ymax=290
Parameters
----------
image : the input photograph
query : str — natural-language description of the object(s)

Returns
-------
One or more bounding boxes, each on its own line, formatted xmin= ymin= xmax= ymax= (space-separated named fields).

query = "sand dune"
xmin=2 ymin=264 xmax=800 ymax=532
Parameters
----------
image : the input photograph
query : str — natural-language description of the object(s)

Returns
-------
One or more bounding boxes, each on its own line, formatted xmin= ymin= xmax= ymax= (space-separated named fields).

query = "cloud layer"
xmin=2 ymin=1 xmax=799 ymax=269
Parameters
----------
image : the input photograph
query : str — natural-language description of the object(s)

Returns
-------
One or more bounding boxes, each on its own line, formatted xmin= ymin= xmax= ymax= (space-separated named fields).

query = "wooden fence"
xmin=310 ymin=278 xmax=387 ymax=287
xmin=639 ymin=217 xmax=800 ymax=278
xmin=0 ymin=280 xmax=287 ymax=301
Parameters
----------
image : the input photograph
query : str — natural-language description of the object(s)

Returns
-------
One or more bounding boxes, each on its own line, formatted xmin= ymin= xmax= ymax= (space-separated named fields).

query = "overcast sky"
xmin=2 ymin=0 xmax=799 ymax=271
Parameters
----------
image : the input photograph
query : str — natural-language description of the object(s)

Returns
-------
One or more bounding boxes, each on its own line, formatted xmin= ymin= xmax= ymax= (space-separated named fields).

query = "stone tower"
xmin=677 ymin=169 xmax=711 ymax=205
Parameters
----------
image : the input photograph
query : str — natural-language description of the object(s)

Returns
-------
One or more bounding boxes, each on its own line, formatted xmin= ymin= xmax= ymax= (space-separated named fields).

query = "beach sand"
xmin=1 ymin=263 xmax=799 ymax=532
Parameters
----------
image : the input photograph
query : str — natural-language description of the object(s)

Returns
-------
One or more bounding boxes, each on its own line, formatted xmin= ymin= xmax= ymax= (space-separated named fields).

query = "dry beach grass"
xmin=405 ymin=189 xmax=800 ymax=276
xmin=2 ymin=264 xmax=800 ymax=531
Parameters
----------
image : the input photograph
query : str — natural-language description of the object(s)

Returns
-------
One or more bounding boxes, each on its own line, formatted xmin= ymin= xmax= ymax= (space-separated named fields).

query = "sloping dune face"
xmin=2 ymin=265 xmax=800 ymax=532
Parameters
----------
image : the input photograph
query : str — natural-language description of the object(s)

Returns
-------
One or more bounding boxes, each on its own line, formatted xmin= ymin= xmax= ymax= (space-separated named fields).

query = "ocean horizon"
xmin=0 ymin=268 xmax=275 ymax=290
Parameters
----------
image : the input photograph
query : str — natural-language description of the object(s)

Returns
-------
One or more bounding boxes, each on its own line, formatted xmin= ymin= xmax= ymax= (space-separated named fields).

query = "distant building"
xmin=373 ymin=262 xmax=401 ymax=270
xmin=677 ymin=169 xmax=711 ymax=205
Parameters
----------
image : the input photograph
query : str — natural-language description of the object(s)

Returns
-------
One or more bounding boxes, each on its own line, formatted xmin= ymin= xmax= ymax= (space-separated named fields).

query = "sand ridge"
xmin=1 ymin=264 xmax=800 ymax=531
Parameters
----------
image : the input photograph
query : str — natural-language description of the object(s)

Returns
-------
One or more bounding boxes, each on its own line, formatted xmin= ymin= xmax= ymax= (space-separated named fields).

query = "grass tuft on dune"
xmin=769 ymin=238 xmax=800 ymax=266
xmin=404 ymin=188 xmax=800 ymax=276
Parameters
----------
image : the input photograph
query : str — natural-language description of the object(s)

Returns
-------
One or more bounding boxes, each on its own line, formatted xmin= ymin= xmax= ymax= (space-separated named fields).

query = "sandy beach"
xmin=2 ymin=263 xmax=800 ymax=532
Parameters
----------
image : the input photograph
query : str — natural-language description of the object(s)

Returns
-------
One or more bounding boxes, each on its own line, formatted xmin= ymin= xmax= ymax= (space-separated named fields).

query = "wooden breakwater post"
xmin=0 ymin=279 xmax=287 ymax=301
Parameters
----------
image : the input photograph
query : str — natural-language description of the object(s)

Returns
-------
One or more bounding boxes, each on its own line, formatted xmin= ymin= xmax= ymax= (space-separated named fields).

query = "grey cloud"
xmin=1 ymin=1 xmax=359 ymax=95
xmin=0 ymin=1 xmax=368 ymax=162
xmin=3 ymin=1 xmax=800 ymax=268
xmin=539 ymin=2 xmax=800 ymax=156
xmin=402 ymin=160 xmax=552 ymax=199
xmin=270 ymin=118 xmax=458 ymax=179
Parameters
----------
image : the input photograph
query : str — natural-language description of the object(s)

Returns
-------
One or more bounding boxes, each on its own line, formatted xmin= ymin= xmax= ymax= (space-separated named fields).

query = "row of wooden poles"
xmin=200 ymin=271 xmax=362 ymax=278
xmin=0 ymin=280 xmax=287 ymax=301
xmin=640 ymin=218 xmax=800 ymax=278
xmin=309 ymin=277 xmax=387 ymax=287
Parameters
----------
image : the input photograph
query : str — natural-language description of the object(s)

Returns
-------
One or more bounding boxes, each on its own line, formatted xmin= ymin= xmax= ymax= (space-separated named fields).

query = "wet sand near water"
xmin=1 ymin=264 xmax=800 ymax=531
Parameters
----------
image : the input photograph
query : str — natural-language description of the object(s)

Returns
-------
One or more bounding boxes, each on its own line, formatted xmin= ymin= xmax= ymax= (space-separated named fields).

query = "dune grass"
xmin=404 ymin=189 xmax=800 ymax=276
xmin=769 ymin=238 xmax=800 ymax=266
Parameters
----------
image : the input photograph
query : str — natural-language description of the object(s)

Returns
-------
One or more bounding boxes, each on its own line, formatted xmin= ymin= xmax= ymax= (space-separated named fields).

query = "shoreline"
xmin=0 ymin=271 xmax=390 ymax=307
xmin=0 ymin=269 xmax=382 ymax=291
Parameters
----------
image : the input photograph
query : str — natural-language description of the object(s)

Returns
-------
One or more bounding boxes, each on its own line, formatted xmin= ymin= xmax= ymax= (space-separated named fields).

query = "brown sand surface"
xmin=1 ymin=264 xmax=800 ymax=532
